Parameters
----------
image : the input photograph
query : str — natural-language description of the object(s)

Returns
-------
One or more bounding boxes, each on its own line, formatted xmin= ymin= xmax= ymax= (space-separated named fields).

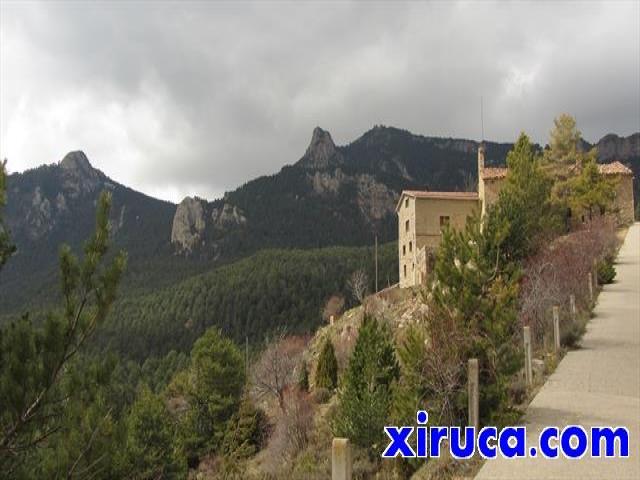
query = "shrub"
xmin=519 ymin=216 xmax=617 ymax=344
xmin=562 ymin=320 xmax=586 ymax=349
xmin=597 ymin=259 xmax=616 ymax=284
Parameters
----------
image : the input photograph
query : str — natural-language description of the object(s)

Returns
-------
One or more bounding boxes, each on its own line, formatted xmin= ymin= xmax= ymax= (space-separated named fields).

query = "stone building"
xmin=397 ymin=145 xmax=635 ymax=288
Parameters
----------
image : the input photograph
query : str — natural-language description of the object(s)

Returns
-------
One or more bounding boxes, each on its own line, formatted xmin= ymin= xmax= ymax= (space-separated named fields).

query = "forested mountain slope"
xmin=93 ymin=242 xmax=397 ymax=362
xmin=1 ymin=127 xmax=637 ymax=316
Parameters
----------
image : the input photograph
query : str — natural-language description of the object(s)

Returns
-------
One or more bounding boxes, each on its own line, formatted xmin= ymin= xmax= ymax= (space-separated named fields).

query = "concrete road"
xmin=475 ymin=223 xmax=640 ymax=480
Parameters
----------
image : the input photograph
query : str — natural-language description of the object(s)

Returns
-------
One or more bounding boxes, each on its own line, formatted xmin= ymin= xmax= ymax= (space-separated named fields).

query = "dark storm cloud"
xmin=1 ymin=1 xmax=639 ymax=202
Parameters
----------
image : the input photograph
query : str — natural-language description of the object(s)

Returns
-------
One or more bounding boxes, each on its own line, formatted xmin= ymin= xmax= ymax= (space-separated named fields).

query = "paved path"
xmin=476 ymin=223 xmax=640 ymax=480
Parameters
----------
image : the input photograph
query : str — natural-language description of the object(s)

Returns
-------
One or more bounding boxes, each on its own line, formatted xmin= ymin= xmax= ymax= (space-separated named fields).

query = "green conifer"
xmin=333 ymin=316 xmax=399 ymax=455
xmin=314 ymin=338 xmax=338 ymax=390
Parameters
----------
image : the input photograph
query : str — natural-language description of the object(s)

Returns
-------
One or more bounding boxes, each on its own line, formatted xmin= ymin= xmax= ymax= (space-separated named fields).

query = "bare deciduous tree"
xmin=251 ymin=334 xmax=306 ymax=412
xmin=347 ymin=269 xmax=368 ymax=304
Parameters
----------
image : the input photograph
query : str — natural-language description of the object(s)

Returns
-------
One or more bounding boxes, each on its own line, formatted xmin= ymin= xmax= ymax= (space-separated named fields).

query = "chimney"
xmin=477 ymin=143 xmax=486 ymax=172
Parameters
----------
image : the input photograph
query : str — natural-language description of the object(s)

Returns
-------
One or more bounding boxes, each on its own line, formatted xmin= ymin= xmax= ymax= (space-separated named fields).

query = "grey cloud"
xmin=1 ymin=1 xmax=638 ymax=202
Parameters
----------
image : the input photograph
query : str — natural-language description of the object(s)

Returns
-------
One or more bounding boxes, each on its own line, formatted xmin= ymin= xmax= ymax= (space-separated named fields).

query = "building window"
xmin=404 ymin=264 xmax=407 ymax=278
xmin=403 ymin=245 xmax=406 ymax=256
xmin=405 ymin=220 xmax=410 ymax=232
xmin=440 ymin=216 xmax=450 ymax=230
xmin=409 ymin=241 xmax=412 ymax=252
xmin=405 ymin=198 xmax=409 ymax=208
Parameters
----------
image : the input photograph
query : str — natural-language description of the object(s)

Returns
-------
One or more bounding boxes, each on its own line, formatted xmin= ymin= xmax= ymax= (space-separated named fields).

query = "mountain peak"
xmin=58 ymin=151 xmax=103 ymax=194
xmin=298 ymin=127 xmax=341 ymax=169
xmin=59 ymin=151 xmax=95 ymax=175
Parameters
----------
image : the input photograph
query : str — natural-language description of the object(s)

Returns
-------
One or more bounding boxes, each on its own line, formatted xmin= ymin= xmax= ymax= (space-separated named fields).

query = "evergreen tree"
xmin=568 ymin=154 xmax=616 ymax=220
xmin=314 ymin=338 xmax=338 ymax=390
xmin=489 ymin=132 xmax=557 ymax=260
xmin=391 ymin=325 xmax=428 ymax=425
xmin=0 ymin=159 xmax=15 ymax=269
xmin=542 ymin=113 xmax=615 ymax=225
xmin=35 ymin=355 xmax=123 ymax=479
xmin=119 ymin=386 xmax=186 ymax=479
xmin=0 ymin=191 xmax=127 ymax=474
xmin=221 ymin=396 xmax=269 ymax=460
xmin=543 ymin=113 xmax=582 ymax=179
xmin=431 ymin=212 xmax=522 ymax=425
xmin=180 ymin=327 xmax=245 ymax=460
xmin=333 ymin=316 xmax=399 ymax=455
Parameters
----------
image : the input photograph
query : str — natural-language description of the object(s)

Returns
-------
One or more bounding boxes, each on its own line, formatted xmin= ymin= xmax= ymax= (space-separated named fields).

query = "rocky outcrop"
xmin=310 ymin=169 xmax=346 ymax=194
xmin=171 ymin=197 xmax=247 ymax=254
xmin=25 ymin=186 xmax=53 ymax=239
xmin=308 ymin=168 xmax=396 ymax=222
xmin=171 ymin=196 xmax=207 ymax=253
xmin=298 ymin=127 xmax=343 ymax=169
xmin=595 ymin=133 xmax=640 ymax=162
xmin=211 ymin=203 xmax=247 ymax=228
xmin=355 ymin=174 xmax=396 ymax=222
xmin=431 ymin=138 xmax=477 ymax=154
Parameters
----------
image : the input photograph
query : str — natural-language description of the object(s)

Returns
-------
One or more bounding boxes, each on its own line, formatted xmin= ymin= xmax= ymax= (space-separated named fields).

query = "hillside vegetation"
xmin=95 ymin=243 xmax=398 ymax=361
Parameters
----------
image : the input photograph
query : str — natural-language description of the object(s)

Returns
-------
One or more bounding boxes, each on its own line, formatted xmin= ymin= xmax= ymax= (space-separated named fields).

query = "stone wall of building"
xmin=482 ymin=177 xmax=504 ymax=213
xmin=397 ymin=195 xmax=415 ymax=288
xmin=611 ymin=174 xmax=635 ymax=224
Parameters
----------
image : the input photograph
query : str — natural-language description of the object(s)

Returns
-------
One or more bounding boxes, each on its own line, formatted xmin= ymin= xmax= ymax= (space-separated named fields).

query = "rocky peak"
xmin=60 ymin=150 xmax=92 ymax=172
xmin=298 ymin=127 xmax=342 ymax=169
xmin=58 ymin=151 xmax=102 ymax=196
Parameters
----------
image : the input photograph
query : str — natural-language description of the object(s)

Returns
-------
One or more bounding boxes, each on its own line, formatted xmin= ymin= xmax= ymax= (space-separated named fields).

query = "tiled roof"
xmin=481 ymin=162 xmax=633 ymax=179
xmin=597 ymin=161 xmax=633 ymax=176
xmin=396 ymin=190 xmax=479 ymax=211
xmin=481 ymin=167 xmax=508 ymax=180
xmin=403 ymin=191 xmax=479 ymax=200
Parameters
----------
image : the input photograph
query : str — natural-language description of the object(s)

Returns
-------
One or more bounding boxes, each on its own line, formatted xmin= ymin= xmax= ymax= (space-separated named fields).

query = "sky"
xmin=1 ymin=1 xmax=639 ymax=203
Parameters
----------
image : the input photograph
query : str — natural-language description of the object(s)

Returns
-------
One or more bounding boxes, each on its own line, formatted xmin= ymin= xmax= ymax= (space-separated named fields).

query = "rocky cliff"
xmin=594 ymin=133 xmax=640 ymax=162
xmin=170 ymin=197 xmax=247 ymax=254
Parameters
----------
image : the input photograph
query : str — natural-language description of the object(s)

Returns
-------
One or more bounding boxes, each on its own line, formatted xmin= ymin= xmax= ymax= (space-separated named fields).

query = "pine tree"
xmin=314 ymin=338 xmax=338 ymax=390
xmin=542 ymin=114 xmax=616 ymax=225
xmin=489 ymin=132 xmax=557 ymax=260
xmin=431 ymin=212 xmax=522 ymax=425
xmin=0 ymin=191 xmax=127 ymax=473
xmin=119 ymin=386 xmax=186 ymax=479
xmin=0 ymin=160 xmax=15 ymax=269
xmin=333 ymin=316 xmax=399 ymax=455
xmin=221 ymin=396 xmax=269 ymax=460
xmin=543 ymin=113 xmax=582 ymax=179
xmin=568 ymin=153 xmax=616 ymax=220
xmin=180 ymin=327 xmax=245 ymax=459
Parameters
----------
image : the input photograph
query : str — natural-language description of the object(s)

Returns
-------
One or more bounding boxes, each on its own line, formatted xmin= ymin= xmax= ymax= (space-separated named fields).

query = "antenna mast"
xmin=480 ymin=96 xmax=484 ymax=141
